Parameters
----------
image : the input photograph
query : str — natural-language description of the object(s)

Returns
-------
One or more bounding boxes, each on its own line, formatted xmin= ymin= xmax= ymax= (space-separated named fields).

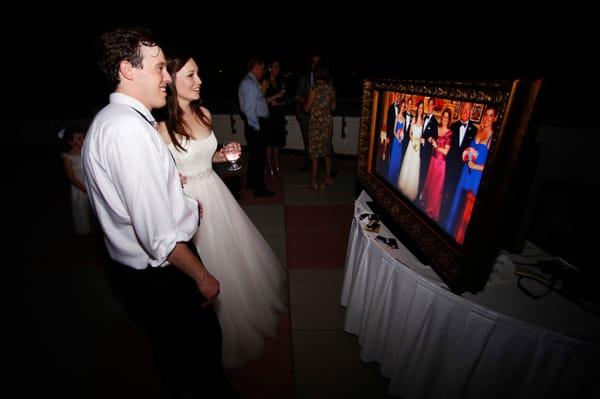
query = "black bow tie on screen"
xmin=461 ymin=122 xmax=468 ymax=127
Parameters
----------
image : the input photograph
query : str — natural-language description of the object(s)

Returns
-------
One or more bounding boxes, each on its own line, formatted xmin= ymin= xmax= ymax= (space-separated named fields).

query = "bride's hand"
xmin=218 ymin=148 xmax=226 ymax=162
xmin=197 ymin=200 xmax=204 ymax=218
xmin=179 ymin=173 xmax=188 ymax=185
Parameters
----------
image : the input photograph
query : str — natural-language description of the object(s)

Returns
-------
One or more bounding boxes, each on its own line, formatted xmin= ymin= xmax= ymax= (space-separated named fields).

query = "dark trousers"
xmin=107 ymin=252 xmax=235 ymax=397
xmin=244 ymin=119 xmax=268 ymax=191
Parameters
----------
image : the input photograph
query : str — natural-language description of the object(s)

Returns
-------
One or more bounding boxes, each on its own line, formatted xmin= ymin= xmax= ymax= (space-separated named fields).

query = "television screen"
xmin=372 ymin=92 xmax=501 ymax=245
xmin=357 ymin=78 xmax=543 ymax=293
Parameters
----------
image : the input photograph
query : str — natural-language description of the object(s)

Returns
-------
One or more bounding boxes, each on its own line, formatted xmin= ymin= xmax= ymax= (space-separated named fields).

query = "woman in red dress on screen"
xmin=420 ymin=108 xmax=453 ymax=222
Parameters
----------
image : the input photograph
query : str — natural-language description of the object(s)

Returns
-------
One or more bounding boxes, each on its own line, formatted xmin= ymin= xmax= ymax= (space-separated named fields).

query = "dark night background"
xmin=2 ymin=8 xmax=596 ymax=124
xmin=2 ymin=8 xmax=598 ymax=398
xmin=4 ymin=8 xmax=596 ymax=273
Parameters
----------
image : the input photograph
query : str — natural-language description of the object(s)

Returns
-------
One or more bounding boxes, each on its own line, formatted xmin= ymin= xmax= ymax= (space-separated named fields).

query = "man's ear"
xmin=119 ymin=60 xmax=135 ymax=81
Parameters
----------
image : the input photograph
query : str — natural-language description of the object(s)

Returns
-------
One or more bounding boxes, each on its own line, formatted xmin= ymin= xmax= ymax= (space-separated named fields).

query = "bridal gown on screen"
xmin=397 ymin=124 xmax=422 ymax=201
xmin=168 ymin=132 xmax=286 ymax=368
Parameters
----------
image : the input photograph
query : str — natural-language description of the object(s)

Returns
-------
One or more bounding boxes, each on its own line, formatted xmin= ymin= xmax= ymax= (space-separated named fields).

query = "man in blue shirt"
xmin=238 ymin=56 xmax=274 ymax=197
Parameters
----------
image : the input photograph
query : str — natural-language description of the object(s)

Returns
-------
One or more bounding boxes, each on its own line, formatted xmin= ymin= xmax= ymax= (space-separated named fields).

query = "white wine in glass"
xmin=224 ymin=140 xmax=242 ymax=171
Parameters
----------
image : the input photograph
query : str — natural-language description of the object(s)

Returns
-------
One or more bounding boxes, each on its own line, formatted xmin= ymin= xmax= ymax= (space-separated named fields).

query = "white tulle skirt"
xmin=183 ymin=170 xmax=286 ymax=368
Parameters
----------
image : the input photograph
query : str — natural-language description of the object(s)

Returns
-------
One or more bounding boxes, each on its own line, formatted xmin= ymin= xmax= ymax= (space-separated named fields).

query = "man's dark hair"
xmin=97 ymin=27 xmax=159 ymax=89
xmin=247 ymin=55 xmax=264 ymax=72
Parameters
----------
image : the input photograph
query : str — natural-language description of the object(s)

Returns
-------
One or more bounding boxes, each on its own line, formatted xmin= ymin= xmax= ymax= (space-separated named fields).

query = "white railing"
xmin=3 ymin=114 xmax=362 ymax=156
xmin=210 ymin=114 xmax=361 ymax=156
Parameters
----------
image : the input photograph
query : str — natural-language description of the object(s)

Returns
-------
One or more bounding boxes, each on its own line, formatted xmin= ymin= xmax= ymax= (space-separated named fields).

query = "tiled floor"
xmin=6 ymin=149 xmax=395 ymax=398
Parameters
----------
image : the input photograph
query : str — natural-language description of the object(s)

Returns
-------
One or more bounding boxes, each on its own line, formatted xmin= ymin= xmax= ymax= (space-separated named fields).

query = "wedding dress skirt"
xmin=169 ymin=133 xmax=286 ymax=368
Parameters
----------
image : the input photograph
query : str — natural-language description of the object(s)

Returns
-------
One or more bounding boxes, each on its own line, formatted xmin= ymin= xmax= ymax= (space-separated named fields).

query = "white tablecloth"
xmin=341 ymin=191 xmax=598 ymax=398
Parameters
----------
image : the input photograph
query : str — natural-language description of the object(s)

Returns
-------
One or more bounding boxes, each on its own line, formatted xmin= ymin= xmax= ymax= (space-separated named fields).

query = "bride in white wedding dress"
xmin=157 ymin=55 xmax=286 ymax=369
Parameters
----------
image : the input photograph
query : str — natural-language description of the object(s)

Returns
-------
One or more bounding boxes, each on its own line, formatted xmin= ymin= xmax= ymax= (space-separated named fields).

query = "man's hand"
xmin=197 ymin=272 xmax=220 ymax=306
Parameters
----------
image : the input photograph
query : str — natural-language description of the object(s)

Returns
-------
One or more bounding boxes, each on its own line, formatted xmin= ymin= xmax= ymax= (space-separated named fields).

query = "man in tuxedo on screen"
xmin=403 ymin=96 xmax=413 ymax=143
xmin=419 ymin=97 xmax=439 ymax=199
xmin=382 ymin=92 xmax=401 ymax=177
xmin=441 ymin=101 xmax=477 ymax=227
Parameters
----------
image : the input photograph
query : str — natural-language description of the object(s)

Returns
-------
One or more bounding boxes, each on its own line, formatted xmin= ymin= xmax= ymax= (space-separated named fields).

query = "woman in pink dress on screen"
xmin=420 ymin=108 xmax=453 ymax=222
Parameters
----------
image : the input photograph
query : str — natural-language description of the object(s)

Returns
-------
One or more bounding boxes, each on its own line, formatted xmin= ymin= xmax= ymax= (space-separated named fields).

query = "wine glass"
xmin=224 ymin=140 xmax=242 ymax=171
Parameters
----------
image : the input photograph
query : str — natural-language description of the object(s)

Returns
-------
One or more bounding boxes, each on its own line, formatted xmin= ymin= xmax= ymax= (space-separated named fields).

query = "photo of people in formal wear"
xmin=371 ymin=90 xmax=501 ymax=244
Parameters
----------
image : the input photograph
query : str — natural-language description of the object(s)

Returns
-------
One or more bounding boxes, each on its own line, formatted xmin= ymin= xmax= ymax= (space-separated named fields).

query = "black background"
xmin=2 ymin=7 xmax=595 ymax=124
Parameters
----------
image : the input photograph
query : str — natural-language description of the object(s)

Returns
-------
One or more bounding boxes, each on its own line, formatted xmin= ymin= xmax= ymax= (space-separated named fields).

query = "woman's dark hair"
xmin=416 ymin=101 xmax=425 ymax=120
xmin=97 ymin=27 xmax=159 ymax=90
xmin=312 ymin=61 xmax=331 ymax=84
xmin=441 ymin=108 xmax=452 ymax=126
xmin=162 ymin=54 xmax=212 ymax=152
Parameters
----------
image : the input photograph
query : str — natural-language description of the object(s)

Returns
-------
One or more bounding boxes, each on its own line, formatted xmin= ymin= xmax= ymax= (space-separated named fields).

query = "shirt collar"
xmin=110 ymin=92 xmax=156 ymax=125
xmin=247 ymin=72 xmax=260 ymax=85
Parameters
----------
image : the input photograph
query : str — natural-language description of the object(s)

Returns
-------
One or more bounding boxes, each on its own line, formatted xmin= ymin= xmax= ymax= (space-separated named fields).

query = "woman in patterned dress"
xmin=304 ymin=61 xmax=336 ymax=190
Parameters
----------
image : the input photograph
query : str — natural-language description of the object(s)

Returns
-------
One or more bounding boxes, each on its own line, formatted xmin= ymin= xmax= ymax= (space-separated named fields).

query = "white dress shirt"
xmin=459 ymin=122 xmax=468 ymax=146
xmin=82 ymin=93 xmax=199 ymax=269
xmin=423 ymin=113 xmax=432 ymax=130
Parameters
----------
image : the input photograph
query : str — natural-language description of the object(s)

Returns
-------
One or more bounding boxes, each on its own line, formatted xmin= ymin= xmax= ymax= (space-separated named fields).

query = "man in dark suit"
xmin=419 ymin=97 xmax=439 ymax=198
xmin=403 ymin=96 xmax=413 ymax=145
xmin=381 ymin=92 xmax=401 ymax=177
xmin=441 ymin=101 xmax=477 ymax=226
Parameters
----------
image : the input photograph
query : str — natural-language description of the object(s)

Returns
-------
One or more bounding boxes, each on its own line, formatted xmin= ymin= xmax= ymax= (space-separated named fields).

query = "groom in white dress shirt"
xmin=82 ymin=27 xmax=237 ymax=398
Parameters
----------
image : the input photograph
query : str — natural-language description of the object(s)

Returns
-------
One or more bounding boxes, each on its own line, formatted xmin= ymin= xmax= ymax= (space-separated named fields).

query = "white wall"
xmin=211 ymin=115 xmax=361 ymax=156
xmin=0 ymin=114 xmax=361 ymax=155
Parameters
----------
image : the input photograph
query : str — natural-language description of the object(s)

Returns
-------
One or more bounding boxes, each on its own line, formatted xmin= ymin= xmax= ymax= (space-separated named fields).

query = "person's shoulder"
xmin=94 ymin=103 xmax=138 ymax=125
xmin=239 ymin=73 xmax=252 ymax=84
xmin=200 ymin=106 xmax=212 ymax=121
xmin=156 ymin=121 xmax=171 ymax=144
xmin=91 ymin=105 xmax=148 ymax=140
